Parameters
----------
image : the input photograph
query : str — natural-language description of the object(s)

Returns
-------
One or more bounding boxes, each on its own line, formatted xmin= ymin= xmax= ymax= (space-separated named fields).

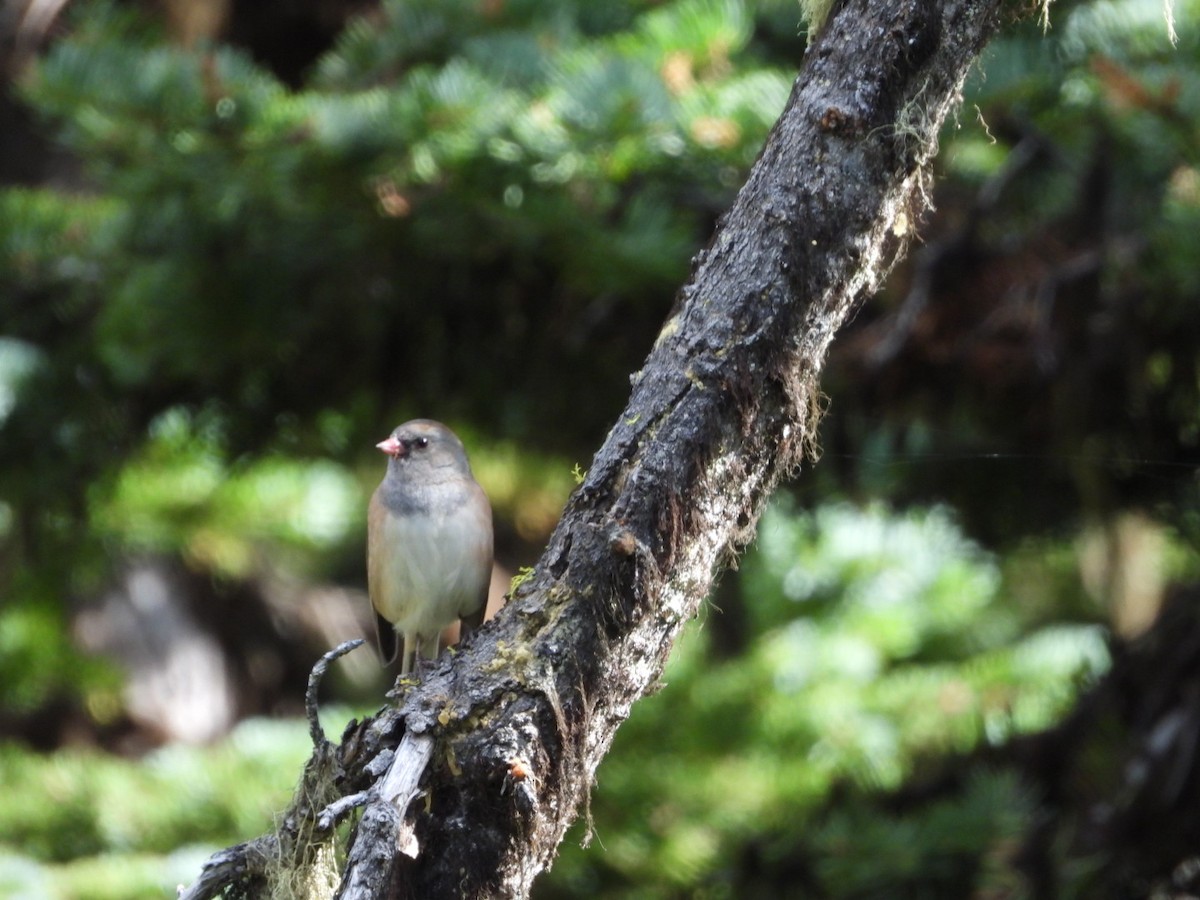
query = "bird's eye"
xmin=414 ymin=437 xmax=429 ymax=449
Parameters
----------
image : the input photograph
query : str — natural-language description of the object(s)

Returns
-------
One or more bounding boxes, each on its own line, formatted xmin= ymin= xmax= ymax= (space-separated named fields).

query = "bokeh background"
xmin=2 ymin=0 xmax=1199 ymax=896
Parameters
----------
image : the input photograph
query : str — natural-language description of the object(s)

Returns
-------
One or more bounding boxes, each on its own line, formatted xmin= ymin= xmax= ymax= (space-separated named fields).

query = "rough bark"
xmin=182 ymin=0 xmax=1005 ymax=896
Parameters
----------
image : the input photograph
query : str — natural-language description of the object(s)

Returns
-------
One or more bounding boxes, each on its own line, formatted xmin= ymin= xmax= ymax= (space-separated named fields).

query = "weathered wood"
xmin=183 ymin=0 xmax=1006 ymax=896
xmin=177 ymin=836 xmax=275 ymax=900
xmin=339 ymin=0 xmax=1004 ymax=896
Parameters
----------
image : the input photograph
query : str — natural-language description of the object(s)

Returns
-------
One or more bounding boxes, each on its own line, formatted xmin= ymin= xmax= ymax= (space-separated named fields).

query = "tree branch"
xmin=183 ymin=0 xmax=1006 ymax=896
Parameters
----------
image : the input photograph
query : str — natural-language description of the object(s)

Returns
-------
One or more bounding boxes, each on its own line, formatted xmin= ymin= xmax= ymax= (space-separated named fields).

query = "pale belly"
xmin=371 ymin=505 xmax=490 ymax=640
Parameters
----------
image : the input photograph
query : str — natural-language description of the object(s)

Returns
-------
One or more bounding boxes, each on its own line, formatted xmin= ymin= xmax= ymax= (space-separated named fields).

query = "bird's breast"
xmin=368 ymin=493 xmax=491 ymax=638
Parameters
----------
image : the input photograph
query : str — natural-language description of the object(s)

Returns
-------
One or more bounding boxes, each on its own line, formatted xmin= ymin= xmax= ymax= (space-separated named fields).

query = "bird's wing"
xmin=367 ymin=490 xmax=399 ymax=665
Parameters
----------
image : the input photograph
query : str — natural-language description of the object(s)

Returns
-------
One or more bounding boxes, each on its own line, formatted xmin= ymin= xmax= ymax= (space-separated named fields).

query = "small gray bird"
xmin=367 ymin=419 xmax=493 ymax=674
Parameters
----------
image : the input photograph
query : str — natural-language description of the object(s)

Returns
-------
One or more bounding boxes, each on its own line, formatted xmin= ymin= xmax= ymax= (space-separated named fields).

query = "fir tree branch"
xmin=181 ymin=0 xmax=1006 ymax=895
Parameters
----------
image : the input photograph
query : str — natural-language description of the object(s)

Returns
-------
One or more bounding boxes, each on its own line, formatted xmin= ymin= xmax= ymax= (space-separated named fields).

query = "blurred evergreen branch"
xmin=545 ymin=501 xmax=1112 ymax=896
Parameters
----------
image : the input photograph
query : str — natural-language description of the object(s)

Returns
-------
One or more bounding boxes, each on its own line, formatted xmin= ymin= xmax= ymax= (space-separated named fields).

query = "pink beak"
xmin=376 ymin=436 xmax=403 ymax=457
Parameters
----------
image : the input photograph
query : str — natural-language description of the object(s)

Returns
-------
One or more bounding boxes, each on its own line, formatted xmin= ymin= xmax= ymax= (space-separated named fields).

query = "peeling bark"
xmin=182 ymin=0 xmax=1006 ymax=897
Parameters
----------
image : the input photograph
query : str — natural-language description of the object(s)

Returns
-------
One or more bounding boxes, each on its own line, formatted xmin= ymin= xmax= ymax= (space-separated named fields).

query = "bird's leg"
xmin=400 ymin=633 xmax=418 ymax=676
xmin=412 ymin=634 xmax=440 ymax=675
xmin=422 ymin=634 xmax=441 ymax=662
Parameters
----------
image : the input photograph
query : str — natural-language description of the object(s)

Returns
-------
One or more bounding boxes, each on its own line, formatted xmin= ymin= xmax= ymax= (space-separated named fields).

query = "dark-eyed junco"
xmin=367 ymin=419 xmax=493 ymax=674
